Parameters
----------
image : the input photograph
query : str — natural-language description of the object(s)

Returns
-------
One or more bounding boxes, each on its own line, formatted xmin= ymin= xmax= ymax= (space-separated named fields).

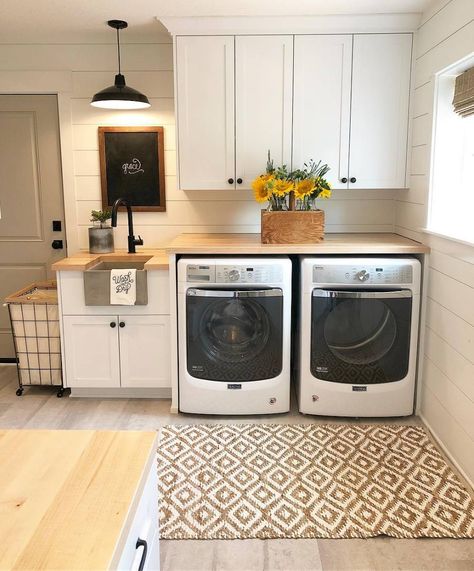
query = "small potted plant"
xmin=88 ymin=209 xmax=114 ymax=253
xmin=253 ymin=153 xmax=332 ymax=244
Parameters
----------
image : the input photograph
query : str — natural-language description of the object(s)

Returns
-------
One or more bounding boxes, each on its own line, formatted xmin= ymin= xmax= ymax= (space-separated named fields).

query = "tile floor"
xmin=0 ymin=366 xmax=473 ymax=571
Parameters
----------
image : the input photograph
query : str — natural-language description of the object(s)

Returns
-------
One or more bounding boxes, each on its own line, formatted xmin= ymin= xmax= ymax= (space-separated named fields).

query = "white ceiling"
xmin=0 ymin=0 xmax=436 ymax=43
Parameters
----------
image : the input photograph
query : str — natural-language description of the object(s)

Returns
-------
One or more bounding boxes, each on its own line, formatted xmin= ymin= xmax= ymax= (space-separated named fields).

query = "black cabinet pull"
xmin=340 ymin=177 xmax=348 ymax=183
xmin=110 ymin=322 xmax=116 ymax=328
xmin=237 ymin=178 xmax=243 ymax=184
xmin=350 ymin=177 xmax=357 ymax=183
xmin=119 ymin=321 xmax=125 ymax=328
xmin=136 ymin=538 xmax=148 ymax=571
xmin=227 ymin=178 xmax=234 ymax=184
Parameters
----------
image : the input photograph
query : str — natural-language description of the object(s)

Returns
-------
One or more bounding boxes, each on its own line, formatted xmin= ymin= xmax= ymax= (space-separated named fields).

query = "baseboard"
xmin=0 ymin=358 xmax=17 ymax=364
xmin=420 ymin=413 xmax=474 ymax=492
xmin=69 ymin=387 xmax=172 ymax=399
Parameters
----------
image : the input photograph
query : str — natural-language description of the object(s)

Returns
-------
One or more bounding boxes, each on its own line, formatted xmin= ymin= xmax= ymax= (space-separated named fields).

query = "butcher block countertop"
xmin=52 ymin=249 xmax=169 ymax=271
xmin=166 ymin=232 xmax=430 ymax=254
xmin=0 ymin=430 xmax=157 ymax=571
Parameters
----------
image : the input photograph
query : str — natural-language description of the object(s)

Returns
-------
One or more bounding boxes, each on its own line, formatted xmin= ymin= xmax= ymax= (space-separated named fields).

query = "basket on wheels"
xmin=4 ymin=280 xmax=64 ymax=397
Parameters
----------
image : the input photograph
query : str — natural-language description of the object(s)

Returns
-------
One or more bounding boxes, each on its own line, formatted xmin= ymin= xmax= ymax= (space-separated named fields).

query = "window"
xmin=429 ymin=56 xmax=474 ymax=244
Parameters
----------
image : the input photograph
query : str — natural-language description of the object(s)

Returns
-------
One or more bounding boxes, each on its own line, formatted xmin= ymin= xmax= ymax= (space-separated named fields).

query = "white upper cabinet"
xmin=349 ymin=34 xmax=412 ymax=189
xmin=235 ymin=36 xmax=293 ymax=189
xmin=175 ymin=32 xmax=412 ymax=191
xmin=176 ymin=36 xmax=235 ymax=190
xmin=292 ymin=35 xmax=352 ymax=189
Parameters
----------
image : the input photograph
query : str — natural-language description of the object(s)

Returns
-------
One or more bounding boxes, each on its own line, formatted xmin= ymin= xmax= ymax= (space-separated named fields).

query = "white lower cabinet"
xmin=63 ymin=315 xmax=121 ymax=388
xmin=120 ymin=315 xmax=170 ymax=388
xmin=115 ymin=453 xmax=159 ymax=571
xmin=63 ymin=314 xmax=170 ymax=390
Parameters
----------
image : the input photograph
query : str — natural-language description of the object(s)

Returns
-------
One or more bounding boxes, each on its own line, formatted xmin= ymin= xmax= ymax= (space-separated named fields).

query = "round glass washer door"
xmin=324 ymin=298 xmax=397 ymax=365
xmin=201 ymin=298 xmax=270 ymax=364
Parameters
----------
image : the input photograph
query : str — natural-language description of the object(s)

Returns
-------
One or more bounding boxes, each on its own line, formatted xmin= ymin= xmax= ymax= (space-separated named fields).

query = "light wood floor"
xmin=0 ymin=366 xmax=472 ymax=571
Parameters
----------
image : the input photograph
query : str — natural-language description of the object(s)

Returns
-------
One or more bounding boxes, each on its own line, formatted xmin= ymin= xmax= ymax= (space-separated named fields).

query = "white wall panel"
xmin=425 ymin=327 xmax=474 ymax=402
xmin=397 ymin=0 xmax=474 ymax=483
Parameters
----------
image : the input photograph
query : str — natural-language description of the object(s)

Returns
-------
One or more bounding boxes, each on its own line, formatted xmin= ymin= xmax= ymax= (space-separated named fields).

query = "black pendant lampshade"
xmin=91 ymin=20 xmax=151 ymax=110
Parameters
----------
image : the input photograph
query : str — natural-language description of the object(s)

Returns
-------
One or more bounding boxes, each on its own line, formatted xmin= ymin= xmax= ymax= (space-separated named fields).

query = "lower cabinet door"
xmin=63 ymin=315 xmax=120 ymax=388
xmin=116 ymin=458 xmax=159 ymax=571
xmin=119 ymin=315 xmax=170 ymax=388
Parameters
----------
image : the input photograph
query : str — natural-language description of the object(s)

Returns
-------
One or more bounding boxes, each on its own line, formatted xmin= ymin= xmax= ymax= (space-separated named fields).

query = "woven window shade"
xmin=453 ymin=67 xmax=474 ymax=117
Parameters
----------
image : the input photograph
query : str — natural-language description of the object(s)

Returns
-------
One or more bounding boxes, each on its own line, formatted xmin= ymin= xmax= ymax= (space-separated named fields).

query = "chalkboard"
xmin=98 ymin=126 xmax=166 ymax=212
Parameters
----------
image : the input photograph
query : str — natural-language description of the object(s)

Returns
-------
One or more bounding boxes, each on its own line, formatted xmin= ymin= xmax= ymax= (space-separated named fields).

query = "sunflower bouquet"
xmin=252 ymin=153 xmax=332 ymax=211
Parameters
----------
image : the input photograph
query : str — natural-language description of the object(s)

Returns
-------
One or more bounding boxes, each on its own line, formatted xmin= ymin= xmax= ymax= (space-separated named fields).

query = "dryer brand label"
xmin=352 ymin=386 xmax=367 ymax=392
xmin=191 ymin=365 xmax=204 ymax=372
xmin=227 ymin=384 xmax=242 ymax=390
xmin=316 ymin=366 xmax=328 ymax=373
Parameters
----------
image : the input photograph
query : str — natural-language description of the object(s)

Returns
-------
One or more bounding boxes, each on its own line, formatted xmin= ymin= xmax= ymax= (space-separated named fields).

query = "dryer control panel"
xmin=313 ymin=263 xmax=413 ymax=285
xmin=186 ymin=263 xmax=283 ymax=284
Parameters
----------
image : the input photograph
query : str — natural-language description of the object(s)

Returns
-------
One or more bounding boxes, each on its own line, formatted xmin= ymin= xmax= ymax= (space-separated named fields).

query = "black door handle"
xmin=350 ymin=177 xmax=357 ymax=183
xmin=237 ymin=178 xmax=243 ymax=184
xmin=119 ymin=321 xmax=125 ymax=328
xmin=51 ymin=240 xmax=63 ymax=249
xmin=110 ymin=322 xmax=116 ymax=328
xmin=340 ymin=177 xmax=348 ymax=183
xmin=136 ymin=538 xmax=148 ymax=571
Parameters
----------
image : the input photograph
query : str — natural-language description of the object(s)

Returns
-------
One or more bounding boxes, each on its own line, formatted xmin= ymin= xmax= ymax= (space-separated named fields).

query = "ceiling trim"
xmin=159 ymin=14 xmax=422 ymax=36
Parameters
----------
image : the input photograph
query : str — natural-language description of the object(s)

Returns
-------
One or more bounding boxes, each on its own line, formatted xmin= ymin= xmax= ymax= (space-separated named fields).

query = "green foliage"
xmin=90 ymin=209 xmax=112 ymax=228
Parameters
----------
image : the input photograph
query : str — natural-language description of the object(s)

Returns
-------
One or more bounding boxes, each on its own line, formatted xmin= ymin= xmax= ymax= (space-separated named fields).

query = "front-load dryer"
xmin=298 ymin=257 xmax=421 ymax=417
xmin=178 ymin=256 xmax=292 ymax=415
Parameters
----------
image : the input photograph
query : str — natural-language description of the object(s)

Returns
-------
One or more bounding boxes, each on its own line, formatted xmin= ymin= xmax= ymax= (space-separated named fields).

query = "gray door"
xmin=0 ymin=95 xmax=66 ymax=359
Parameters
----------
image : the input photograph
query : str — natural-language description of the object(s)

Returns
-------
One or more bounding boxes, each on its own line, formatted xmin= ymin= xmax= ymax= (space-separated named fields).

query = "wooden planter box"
xmin=261 ymin=209 xmax=325 ymax=244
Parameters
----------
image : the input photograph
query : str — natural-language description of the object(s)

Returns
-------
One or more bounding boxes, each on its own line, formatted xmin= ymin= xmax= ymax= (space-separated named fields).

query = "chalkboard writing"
xmin=99 ymin=127 xmax=166 ymax=212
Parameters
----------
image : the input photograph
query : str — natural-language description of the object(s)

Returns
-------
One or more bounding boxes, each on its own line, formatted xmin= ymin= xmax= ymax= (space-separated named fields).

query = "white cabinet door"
xmin=235 ymin=36 xmax=293 ymax=189
xmin=176 ymin=36 xmax=235 ymax=190
xmin=63 ymin=316 xmax=120 ymax=388
xmin=293 ymin=35 xmax=352 ymax=189
xmin=349 ymin=34 xmax=412 ymax=189
xmin=119 ymin=315 xmax=170 ymax=388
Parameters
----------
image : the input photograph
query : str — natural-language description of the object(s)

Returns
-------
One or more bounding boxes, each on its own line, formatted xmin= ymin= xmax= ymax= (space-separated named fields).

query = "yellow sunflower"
xmin=319 ymin=188 xmax=332 ymax=199
xmin=273 ymin=179 xmax=294 ymax=197
xmin=294 ymin=179 xmax=316 ymax=199
xmin=252 ymin=174 xmax=273 ymax=203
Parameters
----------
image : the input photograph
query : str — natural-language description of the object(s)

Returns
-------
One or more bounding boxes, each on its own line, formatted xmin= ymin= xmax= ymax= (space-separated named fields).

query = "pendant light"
xmin=91 ymin=20 xmax=150 ymax=110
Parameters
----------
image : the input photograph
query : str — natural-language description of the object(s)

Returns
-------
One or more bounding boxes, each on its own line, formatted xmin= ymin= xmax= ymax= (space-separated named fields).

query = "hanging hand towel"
xmin=110 ymin=269 xmax=137 ymax=305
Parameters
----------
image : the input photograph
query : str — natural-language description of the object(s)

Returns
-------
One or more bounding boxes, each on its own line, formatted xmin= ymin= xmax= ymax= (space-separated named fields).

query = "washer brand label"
xmin=352 ymin=386 xmax=367 ymax=392
xmin=316 ymin=366 xmax=328 ymax=373
xmin=191 ymin=365 xmax=204 ymax=372
xmin=227 ymin=384 xmax=242 ymax=390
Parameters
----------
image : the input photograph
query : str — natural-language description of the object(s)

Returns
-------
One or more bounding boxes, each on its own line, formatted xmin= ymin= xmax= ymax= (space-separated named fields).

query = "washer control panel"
xmin=186 ymin=264 xmax=282 ymax=283
xmin=313 ymin=264 xmax=413 ymax=284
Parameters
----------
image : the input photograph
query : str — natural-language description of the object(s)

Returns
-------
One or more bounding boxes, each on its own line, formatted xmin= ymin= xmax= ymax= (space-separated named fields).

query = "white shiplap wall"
xmin=395 ymin=0 xmax=474 ymax=484
xmin=0 ymin=34 xmax=395 ymax=251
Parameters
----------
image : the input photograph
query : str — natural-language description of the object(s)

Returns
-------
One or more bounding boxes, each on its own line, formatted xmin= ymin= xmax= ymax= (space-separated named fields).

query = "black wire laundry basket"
xmin=4 ymin=281 xmax=64 ymax=397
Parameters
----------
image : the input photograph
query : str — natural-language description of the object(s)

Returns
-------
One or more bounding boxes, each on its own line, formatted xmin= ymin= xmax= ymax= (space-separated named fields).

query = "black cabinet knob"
xmin=110 ymin=322 xmax=116 ymax=328
xmin=350 ymin=177 xmax=357 ymax=183
xmin=340 ymin=177 xmax=348 ymax=183
xmin=119 ymin=321 xmax=125 ymax=328
xmin=237 ymin=178 xmax=243 ymax=184
xmin=51 ymin=239 xmax=63 ymax=249
xmin=227 ymin=178 xmax=234 ymax=184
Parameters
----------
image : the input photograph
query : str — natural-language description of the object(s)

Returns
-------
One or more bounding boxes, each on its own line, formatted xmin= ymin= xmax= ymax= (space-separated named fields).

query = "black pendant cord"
xmin=116 ymin=27 xmax=121 ymax=75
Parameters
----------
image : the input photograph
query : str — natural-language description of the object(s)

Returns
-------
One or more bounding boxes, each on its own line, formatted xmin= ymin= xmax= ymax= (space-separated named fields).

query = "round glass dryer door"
xmin=311 ymin=289 xmax=412 ymax=384
xmin=186 ymin=288 xmax=283 ymax=381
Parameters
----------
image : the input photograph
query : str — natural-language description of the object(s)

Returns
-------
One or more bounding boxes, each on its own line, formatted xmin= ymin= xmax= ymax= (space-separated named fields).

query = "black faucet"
xmin=111 ymin=198 xmax=143 ymax=254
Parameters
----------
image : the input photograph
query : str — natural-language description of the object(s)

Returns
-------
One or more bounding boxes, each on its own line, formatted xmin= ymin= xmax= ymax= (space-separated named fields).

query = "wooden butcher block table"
xmin=0 ymin=430 xmax=159 ymax=570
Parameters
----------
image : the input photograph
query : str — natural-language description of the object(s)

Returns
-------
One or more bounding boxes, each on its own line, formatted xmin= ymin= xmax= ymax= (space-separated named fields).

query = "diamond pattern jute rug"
xmin=157 ymin=423 xmax=474 ymax=539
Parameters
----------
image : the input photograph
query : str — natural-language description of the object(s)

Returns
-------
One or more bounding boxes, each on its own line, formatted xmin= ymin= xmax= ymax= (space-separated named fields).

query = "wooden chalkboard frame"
xmin=98 ymin=126 xmax=166 ymax=212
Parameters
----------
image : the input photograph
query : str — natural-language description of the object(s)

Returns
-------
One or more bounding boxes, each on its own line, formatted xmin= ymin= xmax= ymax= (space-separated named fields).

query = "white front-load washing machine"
xmin=178 ymin=256 xmax=292 ymax=415
xmin=298 ymin=257 xmax=421 ymax=417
